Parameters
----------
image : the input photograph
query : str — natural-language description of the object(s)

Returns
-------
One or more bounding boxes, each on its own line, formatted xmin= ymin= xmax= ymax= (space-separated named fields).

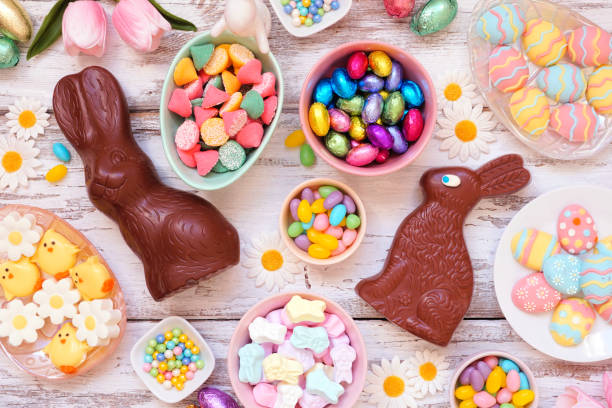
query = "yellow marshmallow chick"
xmin=69 ymin=256 xmax=114 ymax=301
xmin=0 ymin=258 xmax=43 ymax=300
xmin=43 ymin=322 xmax=90 ymax=374
xmin=32 ymin=229 xmax=79 ymax=280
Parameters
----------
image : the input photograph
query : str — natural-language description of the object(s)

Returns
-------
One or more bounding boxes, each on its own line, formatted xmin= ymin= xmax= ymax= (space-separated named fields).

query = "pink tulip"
xmin=556 ymin=386 xmax=605 ymax=408
xmin=62 ymin=1 xmax=107 ymax=57
xmin=112 ymin=0 xmax=171 ymax=52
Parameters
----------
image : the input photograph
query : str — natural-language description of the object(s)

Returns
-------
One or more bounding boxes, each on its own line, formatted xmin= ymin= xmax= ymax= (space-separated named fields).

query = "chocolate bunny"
xmin=52 ymin=66 xmax=240 ymax=301
xmin=356 ymin=154 xmax=530 ymax=346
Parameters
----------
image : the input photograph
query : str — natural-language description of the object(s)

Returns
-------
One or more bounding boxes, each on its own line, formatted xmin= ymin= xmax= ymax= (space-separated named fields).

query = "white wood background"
xmin=1 ymin=0 xmax=612 ymax=406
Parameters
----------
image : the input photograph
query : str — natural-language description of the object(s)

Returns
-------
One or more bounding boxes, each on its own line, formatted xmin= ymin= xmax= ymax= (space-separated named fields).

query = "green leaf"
xmin=27 ymin=0 xmax=71 ymax=60
xmin=147 ymin=0 xmax=196 ymax=32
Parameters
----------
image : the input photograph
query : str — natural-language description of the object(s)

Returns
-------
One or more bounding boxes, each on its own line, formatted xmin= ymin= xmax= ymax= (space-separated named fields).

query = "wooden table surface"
xmin=1 ymin=0 xmax=611 ymax=406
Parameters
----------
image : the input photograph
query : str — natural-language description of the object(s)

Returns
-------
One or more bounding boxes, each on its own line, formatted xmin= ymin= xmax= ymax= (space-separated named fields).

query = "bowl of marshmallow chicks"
xmin=227 ymin=293 xmax=367 ymax=408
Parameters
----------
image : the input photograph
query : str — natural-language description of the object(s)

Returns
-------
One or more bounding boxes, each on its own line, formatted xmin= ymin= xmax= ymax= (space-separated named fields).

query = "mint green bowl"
xmin=160 ymin=31 xmax=284 ymax=190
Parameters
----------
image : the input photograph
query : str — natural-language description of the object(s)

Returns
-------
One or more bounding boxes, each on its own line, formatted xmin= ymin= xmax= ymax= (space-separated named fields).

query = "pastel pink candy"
xmin=322 ymin=350 xmax=333 ymax=366
xmin=506 ymin=369 xmax=520 ymax=392
xmin=277 ymin=339 xmax=315 ymax=371
xmin=261 ymin=342 xmax=274 ymax=357
xmin=496 ymin=388 xmax=512 ymax=404
xmin=325 ymin=226 xmax=343 ymax=239
xmin=473 ymin=390 xmax=497 ymax=407
xmin=313 ymin=347 xmax=329 ymax=361
xmin=193 ymin=150 xmax=218 ymax=176
xmin=223 ymin=109 xmax=248 ymax=137
xmin=556 ymin=386 xmax=606 ymax=408
xmin=342 ymin=229 xmax=357 ymax=247
xmin=168 ymin=88 xmax=192 ymax=117
xmin=265 ymin=308 xmax=283 ymax=325
xmin=194 ymin=106 xmax=219 ymax=128
xmin=313 ymin=213 xmax=329 ymax=231
xmin=299 ymin=390 xmax=329 ymax=408
xmin=331 ymin=241 xmax=346 ymax=256
xmin=201 ymin=85 xmax=229 ymax=108
xmin=236 ymin=121 xmax=264 ymax=148
xmin=330 ymin=343 xmax=356 ymax=384
xmin=314 ymin=191 xmax=321 ymax=200
xmin=261 ymin=95 xmax=277 ymax=125
xmin=198 ymin=70 xmax=211 ymax=83
xmin=253 ymin=383 xmax=277 ymax=408
xmin=330 ymin=333 xmax=349 ymax=347
xmin=177 ymin=144 xmax=200 ymax=168
xmin=174 ymin=119 xmax=199 ymax=150
xmin=252 ymin=71 xmax=276 ymax=98
xmin=237 ymin=58 xmax=262 ymax=84
xmin=484 ymin=355 xmax=498 ymax=370
xmin=184 ymin=77 xmax=203 ymax=100
xmin=281 ymin=308 xmax=297 ymax=329
xmin=322 ymin=313 xmax=345 ymax=338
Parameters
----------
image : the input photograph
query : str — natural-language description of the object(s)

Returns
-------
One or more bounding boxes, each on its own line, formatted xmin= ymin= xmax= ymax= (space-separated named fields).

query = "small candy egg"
xmin=309 ymin=243 xmax=331 ymax=259
xmin=499 ymin=358 xmax=519 ymax=373
xmin=475 ymin=361 xmax=491 ymax=379
xmin=469 ymin=369 xmax=485 ymax=391
xmin=403 ymin=108 xmax=424 ymax=141
xmin=290 ymin=198 xmax=301 ymax=220
xmin=285 ymin=129 xmax=306 ymax=147
xmin=0 ymin=37 xmax=19 ymax=68
xmin=557 ymin=204 xmax=598 ymax=255
xmin=400 ymin=80 xmax=425 ymax=108
xmin=323 ymin=190 xmax=343 ymax=209
xmin=45 ymin=164 xmax=68 ymax=183
xmin=455 ymin=385 xmax=476 ymax=400
xmin=362 ymin=93 xmax=384 ymax=124
xmin=388 ymin=125 xmax=409 ymax=154
xmin=459 ymin=401 xmax=477 ymax=408
xmin=366 ymin=124 xmax=393 ymax=150
xmin=358 ymin=73 xmax=385 ymax=93
xmin=301 ymin=187 xmax=315 ymax=203
xmin=325 ymin=131 xmax=351 ymax=158
xmin=473 ymin=391 xmax=496 ymax=408
xmin=329 ymin=204 xmax=347 ymax=226
xmin=309 ymin=102 xmax=330 ymax=136
xmin=519 ymin=372 xmax=530 ymax=390
xmin=346 ymin=143 xmax=378 ymax=167
xmin=343 ymin=194 xmax=356 ymax=214
xmin=313 ymin=213 xmax=330 ymax=231
xmin=346 ymin=51 xmax=369 ymax=79
xmin=300 ymin=143 xmax=316 ymax=167
xmin=506 ymin=370 xmax=520 ymax=392
xmin=349 ymin=116 xmax=367 ymax=141
xmin=485 ymin=366 xmax=504 ymax=394
xmin=318 ymin=185 xmax=338 ymax=198
xmin=342 ymin=228 xmax=357 ymax=246
xmin=459 ymin=366 xmax=474 ymax=385
xmin=329 ymin=108 xmax=351 ymax=132
xmin=496 ymin=388 xmax=512 ymax=404
xmin=331 ymin=241 xmax=346 ymax=256
xmin=484 ymin=356 xmax=498 ymax=370
xmin=385 ymin=61 xmax=404 ymax=91
xmin=336 ymin=95 xmax=365 ymax=116
xmin=311 ymin=198 xmax=326 ymax=213
xmin=294 ymin=234 xmax=311 ymax=251
xmin=326 ymin=226 xmax=343 ymax=239
xmin=52 ymin=143 xmax=71 ymax=162
xmin=331 ymin=68 xmax=357 ymax=99
xmin=288 ymin=221 xmax=304 ymax=237
xmin=381 ymin=91 xmax=405 ymax=125
xmin=368 ymin=51 xmax=392 ymax=77
xmin=512 ymin=389 xmax=535 ymax=406
xmin=375 ymin=149 xmax=390 ymax=163
xmin=297 ymin=199 xmax=313 ymax=223
xmin=410 ymin=0 xmax=458 ymax=36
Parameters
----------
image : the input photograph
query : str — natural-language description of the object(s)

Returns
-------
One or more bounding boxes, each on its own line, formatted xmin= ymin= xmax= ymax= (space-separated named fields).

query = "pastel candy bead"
xmin=586 ymin=65 xmax=612 ymax=115
xmin=536 ymin=63 xmax=586 ymax=103
xmin=506 ymin=370 xmax=520 ymax=392
xmin=238 ymin=343 xmax=265 ymax=384
xmin=567 ymin=26 xmax=612 ymax=67
xmin=321 ymin=313 xmax=345 ymax=337
xmin=343 ymin=195 xmax=356 ymax=214
xmin=285 ymin=295 xmax=326 ymax=323
xmin=400 ymin=80 xmax=424 ymax=108
xmin=314 ymin=79 xmax=334 ymax=106
xmin=477 ymin=4 xmax=526 ymax=45
xmin=473 ymin=390 xmax=497 ymax=408
xmin=277 ymin=339 xmax=315 ymax=372
xmin=511 ymin=228 xmax=560 ymax=271
xmin=496 ymin=388 xmax=512 ymax=404
xmin=45 ymin=164 xmax=68 ymax=183
xmin=323 ymin=190 xmax=343 ymax=210
xmin=331 ymin=68 xmax=357 ymax=99
xmin=550 ymin=103 xmax=599 ymax=143
xmin=512 ymin=389 xmax=535 ymax=406
xmin=313 ymin=213 xmax=330 ymax=231
xmin=307 ymin=229 xmax=338 ymax=251
xmin=305 ymin=365 xmax=344 ymax=403
xmin=249 ymin=317 xmax=287 ymax=344
xmin=484 ymin=356 xmax=498 ymax=370
xmin=368 ymin=51 xmax=392 ymax=77
xmin=499 ymin=358 xmax=519 ymax=373
xmin=486 ymin=366 xmax=505 ymax=394
xmin=522 ymin=19 xmax=567 ymax=67
xmin=299 ymin=391 xmax=329 ymax=408
xmin=455 ymin=385 xmax=476 ymax=400
xmin=253 ymin=383 xmax=277 ymax=407
xmin=285 ymin=129 xmax=305 ymax=147
xmin=543 ymin=254 xmax=581 ymax=295
xmin=509 ymin=87 xmax=550 ymax=137
xmin=519 ymin=372 xmax=530 ymax=390
xmin=470 ymin=369 xmax=485 ymax=391
xmin=262 ymin=353 xmax=304 ymax=385
xmin=309 ymin=102 xmax=330 ymax=136
xmin=489 ymin=46 xmax=529 ymax=93
xmin=52 ymin=143 xmax=71 ymax=162
xmin=512 ymin=273 xmax=561 ymax=313
xmin=291 ymin=326 xmax=329 ymax=354
xmin=580 ymin=240 xmax=612 ymax=305
xmin=329 ymin=204 xmax=347 ymax=227
xmin=550 ymin=297 xmax=596 ymax=346
xmin=346 ymin=51 xmax=368 ymax=80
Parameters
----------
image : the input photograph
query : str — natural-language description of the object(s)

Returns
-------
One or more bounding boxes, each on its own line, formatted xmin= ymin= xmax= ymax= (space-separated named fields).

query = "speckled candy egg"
xmin=512 ymin=273 xmax=562 ymax=313
xmin=346 ymin=51 xmax=369 ymax=80
xmin=586 ymin=65 xmax=612 ymax=115
xmin=542 ymin=254 xmax=582 ymax=295
xmin=580 ymin=238 xmax=612 ymax=306
xmin=489 ymin=45 xmax=529 ymax=93
xmin=549 ymin=298 xmax=596 ymax=346
xmin=331 ymin=68 xmax=357 ymax=99
xmin=536 ymin=63 xmax=586 ymax=103
xmin=557 ymin=204 xmax=598 ymax=254
xmin=509 ymin=87 xmax=550 ymax=137
xmin=567 ymin=26 xmax=612 ymax=67
xmin=522 ymin=19 xmax=567 ymax=67
xmin=550 ymin=103 xmax=599 ymax=143
xmin=476 ymin=3 xmax=526 ymax=45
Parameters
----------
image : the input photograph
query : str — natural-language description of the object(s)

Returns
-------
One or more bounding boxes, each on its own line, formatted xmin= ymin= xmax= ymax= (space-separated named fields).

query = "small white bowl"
xmin=268 ymin=0 xmax=352 ymax=37
xmin=130 ymin=316 xmax=216 ymax=403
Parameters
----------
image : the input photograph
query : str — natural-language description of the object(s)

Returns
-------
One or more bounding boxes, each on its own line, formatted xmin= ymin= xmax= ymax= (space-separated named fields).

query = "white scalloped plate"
xmin=268 ymin=0 xmax=352 ymax=37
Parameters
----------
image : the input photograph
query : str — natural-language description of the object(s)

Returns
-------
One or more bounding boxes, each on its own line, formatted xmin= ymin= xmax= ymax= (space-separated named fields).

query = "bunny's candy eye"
xmin=442 ymin=174 xmax=461 ymax=187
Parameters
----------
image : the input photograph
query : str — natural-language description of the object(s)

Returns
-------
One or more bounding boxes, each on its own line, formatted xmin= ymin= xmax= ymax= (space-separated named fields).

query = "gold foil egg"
xmin=0 ymin=0 xmax=33 ymax=42
xmin=368 ymin=51 xmax=392 ymax=77
xmin=308 ymin=102 xmax=330 ymax=137
xmin=349 ymin=116 xmax=366 ymax=141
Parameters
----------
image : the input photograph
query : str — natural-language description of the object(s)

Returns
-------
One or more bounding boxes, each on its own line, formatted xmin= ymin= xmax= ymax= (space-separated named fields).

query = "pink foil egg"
xmin=346 ymin=51 xmax=369 ymax=79
xmin=346 ymin=143 xmax=379 ymax=166
xmin=329 ymin=108 xmax=351 ymax=132
xmin=403 ymin=108 xmax=424 ymax=141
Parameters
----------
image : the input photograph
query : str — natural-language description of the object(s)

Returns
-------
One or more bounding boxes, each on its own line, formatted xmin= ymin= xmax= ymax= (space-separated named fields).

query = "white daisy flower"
xmin=0 ymin=211 xmax=43 ymax=261
xmin=436 ymin=71 xmax=478 ymax=109
xmin=243 ymin=231 xmax=302 ymax=292
xmin=5 ymin=98 xmax=50 ymax=140
xmin=0 ymin=299 xmax=44 ymax=346
xmin=0 ymin=135 xmax=41 ymax=191
xmin=33 ymin=278 xmax=81 ymax=325
xmin=436 ymin=102 xmax=497 ymax=162
xmin=72 ymin=299 xmax=121 ymax=347
xmin=406 ymin=349 xmax=450 ymax=398
xmin=364 ymin=356 xmax=418 ymax=408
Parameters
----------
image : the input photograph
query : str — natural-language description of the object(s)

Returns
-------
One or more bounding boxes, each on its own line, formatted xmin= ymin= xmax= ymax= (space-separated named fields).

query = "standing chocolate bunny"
xmin=52 ymin=66 xmax=240 ymax=301
xmin=356 ymin=154 xmax=530 ymax=346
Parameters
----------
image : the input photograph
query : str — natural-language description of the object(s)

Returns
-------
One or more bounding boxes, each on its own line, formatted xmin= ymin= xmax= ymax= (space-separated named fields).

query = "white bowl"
xmin=130 ymin=316 xmax=216 ymax=403
xmin=268 ymin=0 xmax=352 ymax=37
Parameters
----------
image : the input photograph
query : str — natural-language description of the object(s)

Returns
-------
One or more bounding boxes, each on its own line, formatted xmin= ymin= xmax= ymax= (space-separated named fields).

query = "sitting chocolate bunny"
xmin=52 ymin=66 xmax=240 ymax=301
xmin=356 ymin=154 xmax=530 ymax=346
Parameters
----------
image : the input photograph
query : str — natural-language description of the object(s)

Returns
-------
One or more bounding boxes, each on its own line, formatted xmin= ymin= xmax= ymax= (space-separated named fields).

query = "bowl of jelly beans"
xmin=268 ymin=0 xmax=352 ymax=37
xmin=130 ymin=316 xmax=215 ymax=403
xmin=450 ymin=351 xmax=538 ymax=408
xmin=227 ymin=292 xmax=367 ymax=408
xmin=299 ymin=41 xmax=437 ymax=176
xmin=280 ymin=178 xmax=366 ymax=265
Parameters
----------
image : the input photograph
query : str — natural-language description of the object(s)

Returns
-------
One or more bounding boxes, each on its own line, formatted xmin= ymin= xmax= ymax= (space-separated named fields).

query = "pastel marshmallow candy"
xmin=291 ymin=326 xmax=330 ymax=354
xmin=249 ymin=316 xmax=287 ymax=344
xmin=321 ymin=313 xmax=345 ymax=338
xmin=277 ymin=339 xmax=315 ymax=372
xmin=253 ymin=383 xmax=277 ymax=407
xmin=262 ymin=342 xmax=274 ymax=357
xmin=557 ymin=204 xmax=598 ymax=254
xmin=330 ymin=333 xmax=350 ymax=347
xmin=305 ymin=364 xmax=345 ymax=404
xmin=266 ymin=308 xmax=284 ymax=325
xmin=285 ymin=295 xmax=326 ymax=323
xmin=274 ymin=383 xmax=303 ymax=408
xmin=262 ymin=353 xmax=304 ymax=385
xmin=299 ymin=390 xmax=329 ymax=408
xmin=330 ymin=344 xmax=356 ymax=384
xmin=238 ymin=343 xmax=265 ymax=384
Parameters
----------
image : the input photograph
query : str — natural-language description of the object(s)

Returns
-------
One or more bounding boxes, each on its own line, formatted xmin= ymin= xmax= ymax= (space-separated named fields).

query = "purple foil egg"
xmin=301 ymin=187 xmax=314 ymax=204
xmin=387 ymin=125 xmax=409 ymax=154
xmin=470 ymin=369 xmax=485 ymax=391
xmin=358 ymin=73 xmax=384 ymax=93
xmin=346 ymin=143 xmax=379 ymax=167
xmin=294 ymin=234 xmax=311 ymax=251
xmin=459 ymin=366 xmax=474 ymax=386
xmin=323 ymin=190 xmax=343 ymax=210
xmin=329 ymin=108 xmax=351 ymax=132
xmin=290 ymin=198 xmax=300 ymax=221
xmin=385 ymin=61 xmax=403 ymax=92
xmin=342 ymin=194 xmax=356 ymax=214
xmin=366 ymin=124 xmax=393 ymax=150
xmin=362 ymin=93 xmax=383 ymax=124
xmin=476 ymin=361 xmax=492 ymax=379
xmin=198 ymin=387 xmax=240 ymax=408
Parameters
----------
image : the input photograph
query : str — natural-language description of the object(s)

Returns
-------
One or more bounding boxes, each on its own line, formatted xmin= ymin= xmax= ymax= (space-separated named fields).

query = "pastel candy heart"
xmin=262 ymin=353 xmax=304 ymax=385
xmin=330 ymin=343 xmax=356 ymax=384
xmin=291 ymin=326 xmax=330 ymax=354
xmin=277 ymin=339 xmax=315 ymax=372
xmin=253 ymin=383 xmax=277 ymax=408
xmin=543 ymin=254 xmax=582 ymax=295
xmin=305 ymin=365 xmax=344 ymax=404
xmin=238 ymin=343 xmax=265 ymax=384
xmin=285 ymin=295 xmax=326 ymax=323
xmin=249 ymin=316 xmax=287 ymax=345
xmin=274 ymin=383 xmax=303 ymax=408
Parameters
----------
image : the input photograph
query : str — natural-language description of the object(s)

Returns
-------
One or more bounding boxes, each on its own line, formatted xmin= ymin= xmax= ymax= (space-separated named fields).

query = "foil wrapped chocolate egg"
xmin=346 ymin=143 xmax=379 ymax=166
xmin=368 ymin=51 xmax=392 ymax=77
xmin=347 ymin=51 xmax=368 ymax=79
xmin=314 ymin=78 xmax=334 ymax=106
xmin=400 ymin=80 xmax=425 ymax=108
xmin=403 ymin=108 xmax=424 ymax=141
xmin=325 ymin=131 xmax=351 ymax=157
xmin=385 ymin=61 xmax=403 ymax=92
xmin=381 ymin=91 xmax=405 ymax=125
xmin=349 ymin=116 xmax=367 ymax=141
xmin=329 ymin=108 xmax=351 ymax=132
xmin=362 ymin=93 xmax=383 ymax=124
xmin=366 ymin=124 xmax=393 ymax=150
xmin=309 ymin=102 xmax=330 ymax=137
xmin=198 ymin=387 xmax=239 ymax=408
xmin=331 ymin=68 xmax=357 ymax=99
xmin=375 ymin=149 xmax=390 ymax=163
xmin=0 ymin=0 xmax=33 ymax=42
xmin=388 ymin=125 xmax=409 ymax=154
xmin=337 ymin=95 xmax=364 ymax=116
xmin=410 ymin=0 xmax=458 ymax=36
xmin=0 ymin=36 xmax=19 ymax=68
xmin=358 ymin=73 xmax=385 ymax=93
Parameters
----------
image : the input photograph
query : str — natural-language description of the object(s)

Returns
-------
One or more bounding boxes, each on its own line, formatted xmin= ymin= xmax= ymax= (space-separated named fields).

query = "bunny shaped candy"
xmin=211 ymin=0 xmax=271 ymax=54
xmin=356 ymin=154 xmax=530 ymax=346
xmin=52 ymin=66 xmax=240 ymax=301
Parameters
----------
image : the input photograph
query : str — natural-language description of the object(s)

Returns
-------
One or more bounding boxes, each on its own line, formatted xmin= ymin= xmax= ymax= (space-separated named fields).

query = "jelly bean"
xmin=307 ymin=229 xmax=338 ymax=251
xmin=519 ymin=372 xmax=530 ymax=390
xmin=470 ymin=369 xmax=485 ymax=391
xmin=476 ymin=361 xmax=492 ymax=379
xmin=295 ymin=234 xmax=311 ymax=251
xmin=506 ymin=370 xmax=520 ymax=392
xmin=300 ymin=143 xmax=315 ymax=167
xmin=358 ymin=73 xmax=385 ymax=93
xmin=309 ymin=244 xmax=331 ymax=259
xmin=342 ymin=195 xmax=356 ymax=214
xmin=499 ymin=359 xmax=519 ymax=374
xmin=331 ymin=241 xmax=346 ymax=256
xmin=313 ymin=213 xmax=330 ymax=231
xmin=302 ymin=187 xmax=315 ymax=204
xmin=484 ymin=356 xmax=498 ymax=370
xmin=385 ymin=61 xmax=403 ymax=92
xmin=323 ymin=190 xmax=343 ymax=210
xmin=52 ymin=142 xmax=71 ymax=162
xmin=286 ymin=129 xmax=306 ymax=147
xmin=499 ymin=404 xmax=514 ymax=408
xmin=512 ymin=389 xmax=534 ymax=406
xmin=290 ymin=198 xmax=301 ymax=221
xmin=460 ymin=366 xmax=475 ymax=385
xmin=331 ymin=68 xmax=357 ymax=99
xmin=368 ymin=51 xmax=392 ymax=77
xmin=325 ymin=226 xmax=343 ymax=239
xmin=486 ymin=366 xmax=505 ymax=394
xmin=325 ymin=131 xmax=350 ymax=158
xmin=288 ymin=222 xmax=304 ymax=238
xmin=473 ymin=391 xmax=496 ymax=408
xmin=455 ymin=385 xmax=476 ymax=400
xmin=314 ymin=79 xmax=334 ymax=106
xmin=346 ymin=51 xmax=368 ymax=80
xmin=496 ymin=388 xmax=512 ymax=404
xmin=318 ymin=185 xmax=338 ymax=198
xmin=45 ymin=164 xmax=67 ymax=183
xmin=329 ymin=204 xmax=347 ymax=227
xmin=362 ymin=93 xmax=383 ymax=124
xmin=460 ymin=401 xmax=478 ymax=408
xmin=309 ymin=102 xmax=330 ymax=137
xmin=342 ymin=228 xmax=357 ymax=247
xmin=311 ymin=198 xmax=326 ymax=213
xmin=298 ymin=200 xmax=312 ymax=223
xmin=381 ymin=91 xmax=405 ymax=125
xmin=329 ymin=108 xmax=351 ymax=132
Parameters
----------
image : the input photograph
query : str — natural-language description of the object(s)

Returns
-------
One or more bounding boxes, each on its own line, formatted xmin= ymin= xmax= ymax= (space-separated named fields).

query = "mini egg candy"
xmin=550 ymin=297 xmax=596 ymax=346
xmin=522 ymin=19 xmax=567 ymax=67
xmin=362 ymin=93 xmax=384 ymax=124
xmin=509 ymin=87 xmax=550 ymax=137
xmin=52 ymin=142 xmax=71 ymax=162
xmin=476 ymin=4 xmax=526 ymax=45
xmin=403 ymin=108 xmax=424 ymax=142
xmin=400 ymin=80 xmax=424 ymax=108
xmin=336 ymin=95 xmax=364 ymax=116
xmin=329 ymin=108 xmax=351 ymax=132
xmin=385 ymin=61 xmax=403 ymax=92
xmin=567 ymin=26 xmax=612 ymax=67
xmin=45 ymin=164 xmax=68 ymax=183
xmin=359 ymin=74 xmax=385 ymax=93
xmin=550 ymin=103 xmax=599 ymax=143
xmin=368 ymin=51 xmax=392 ymax=77
xmin=309 ymin=102 xmax=330 ymax=137
xmin=349 ymin=116 xmax=367 ymax=141
xmin=346 ymin=143 xmax=378 ymax=166
xmin=586 ymin=65 xmax=612 ymax=115
xmin=314 ymin=79 xmax=334 ymax=105
xmin=388 ymin=125 xmax=409 ymax=154
xmin=536 ymin=63 xmax=586 ymax=103
xmin=488 ymin=45 xmax=529 ymax=93
xmin=331 ymin=68 xmax=357 ymax=99
xmin=366 ymin=124 xmax=393 ymax=150
xmin=557 ymin=204 xmax=598 ymax=254
xmin=381 ymin=91 xmax=405 ymax=125
xmin=511 ymin=272 xmax=561 ymax=313
xmin=580 ymin=240 xmax=612 ymax=306
xmin=325 ymin=131 xmax=351 ymax=158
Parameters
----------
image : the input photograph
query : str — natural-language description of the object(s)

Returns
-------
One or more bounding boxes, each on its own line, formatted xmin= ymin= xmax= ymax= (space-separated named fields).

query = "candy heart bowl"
xmin=227 ymin=292 xmax=367 ymax=408
xmin=299 ymin=41 xmax=436 ymax=176
xmin=450 ymin=351 xmax=538 ymax=408
xmin=279 ymin=178 xmax=366 ymax=266
xmin=160 ymin=31 xmax=284 ymax=190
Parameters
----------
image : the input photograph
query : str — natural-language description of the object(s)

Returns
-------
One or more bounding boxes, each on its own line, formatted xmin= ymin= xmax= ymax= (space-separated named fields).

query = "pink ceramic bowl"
xmin=449 ymin=351 xmax=538 ymax=408
xmin=299 ymin=41 xmax=437 ymax=176
xmin=227 ymin=292 xmax=367 ymax=407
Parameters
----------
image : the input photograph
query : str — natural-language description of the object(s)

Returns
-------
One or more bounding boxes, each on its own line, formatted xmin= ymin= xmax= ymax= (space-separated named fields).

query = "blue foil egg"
xmin=385 ymin=61 xmax=403 ymax=92
xmin=362 ymin=93 xmax=383 ymax=124
xmin=314 ymin=79 xmax=334 ymax=106
xmin=387 ymin=125 xmax=409 ymax=154
xmin=331 ymin=68 xmax=357 ymax=99
xmin=358 ymin=73 xmax=384 ymax=93
xmin=400 ymin=80 xmax=425 ymax=108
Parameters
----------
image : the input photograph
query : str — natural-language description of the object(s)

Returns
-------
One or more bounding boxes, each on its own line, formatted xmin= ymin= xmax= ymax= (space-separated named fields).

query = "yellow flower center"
xmin=85 ymin=315 xmax=96 ymax=331
xmin=49 ymin=295 xmax=64 ymax=309
xmin=454 ymin=120 xmax=477 ymax=142
xmin=18 ymin=110 xmax=36 ymax=128
xmin=444 ymin=83 xmax=462 ymax=101
xmin=261 ymin=249 xmax=283 ymax=271
xmin=12 ymin=314 xmax=27 ymax=330
xmin=8 ymin=231 xmax=22 ymax=245
xmin=419 ymin=361 xmax=438 ymax=381
xmin=2 ymin=151 xmax=22 ymax=173
xmin=383 ymin=375 xmax=405 ymax=398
